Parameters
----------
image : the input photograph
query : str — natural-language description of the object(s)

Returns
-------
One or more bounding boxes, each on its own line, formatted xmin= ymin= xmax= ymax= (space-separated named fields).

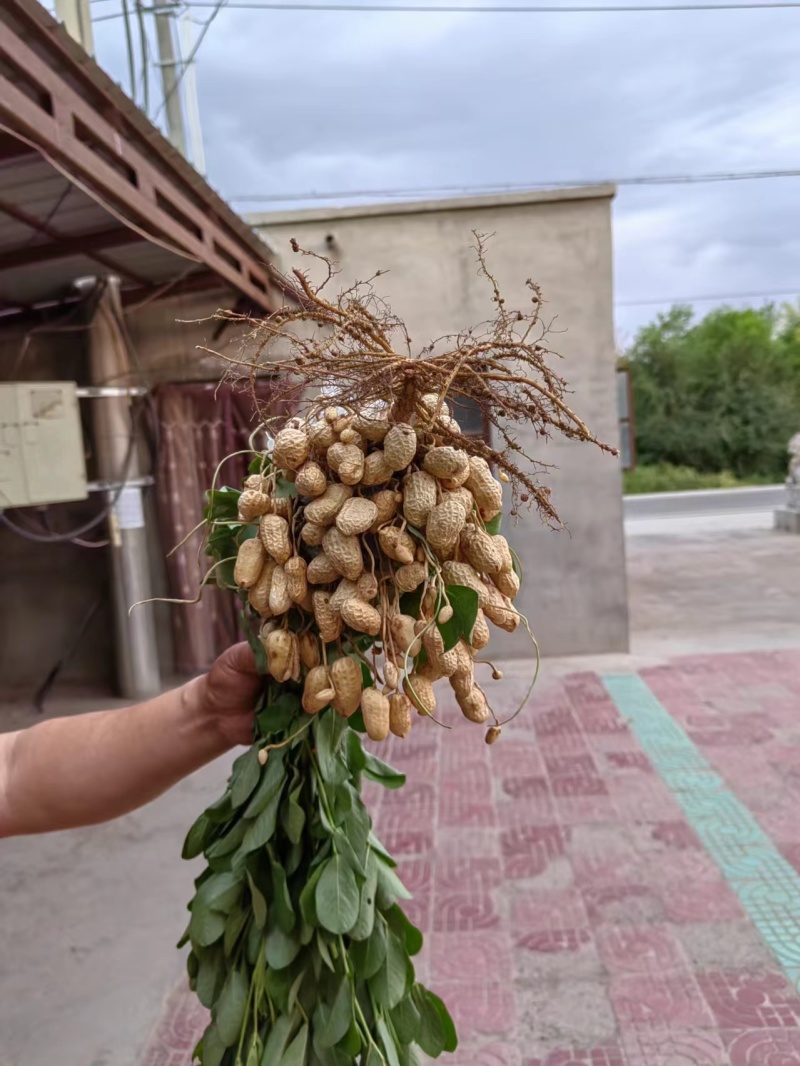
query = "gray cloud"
xmin=86 ymin=2 xmax=800 ymax=338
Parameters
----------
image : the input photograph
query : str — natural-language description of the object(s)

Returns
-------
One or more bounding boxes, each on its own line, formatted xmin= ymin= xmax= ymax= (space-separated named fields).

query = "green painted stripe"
xmin=603 ymin=674 xmax=800 ymax=984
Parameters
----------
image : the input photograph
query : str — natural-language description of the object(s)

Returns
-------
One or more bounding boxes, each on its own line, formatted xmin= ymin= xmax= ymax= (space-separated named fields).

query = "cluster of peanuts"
xmin=231 ymin=395 xmax=520 ymax=746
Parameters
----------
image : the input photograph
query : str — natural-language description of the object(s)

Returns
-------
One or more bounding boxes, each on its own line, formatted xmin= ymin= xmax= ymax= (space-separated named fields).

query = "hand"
xmin=194 ymin=643 xmax=263 ymax=749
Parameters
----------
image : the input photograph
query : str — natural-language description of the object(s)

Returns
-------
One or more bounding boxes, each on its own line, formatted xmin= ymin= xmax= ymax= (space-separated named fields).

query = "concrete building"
xmin=251 ymin=186 xmax=628 ymax=657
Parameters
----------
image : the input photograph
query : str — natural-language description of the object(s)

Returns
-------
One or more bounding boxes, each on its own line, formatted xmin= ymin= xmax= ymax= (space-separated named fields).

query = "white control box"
xmin=0 ymin=382 xmax=88 ymax=508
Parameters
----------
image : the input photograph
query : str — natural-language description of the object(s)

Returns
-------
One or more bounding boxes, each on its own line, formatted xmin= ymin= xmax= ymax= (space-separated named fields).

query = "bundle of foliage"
xmin=626 ymin=302 xmax=800 ymax=481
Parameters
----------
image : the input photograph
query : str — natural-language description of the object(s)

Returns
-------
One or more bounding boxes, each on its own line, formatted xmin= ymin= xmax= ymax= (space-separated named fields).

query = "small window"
xmin=450 ymin=395 xmax=489 ymax=441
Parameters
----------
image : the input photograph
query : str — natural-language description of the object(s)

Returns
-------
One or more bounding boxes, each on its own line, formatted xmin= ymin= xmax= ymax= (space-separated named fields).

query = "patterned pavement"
xmin=143 ymin=648 xmax=800 ymax=1065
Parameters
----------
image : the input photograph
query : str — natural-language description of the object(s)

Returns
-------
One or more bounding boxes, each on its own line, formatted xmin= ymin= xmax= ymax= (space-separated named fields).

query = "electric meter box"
xmin=0 ymin=382 xmax=88 ymax=508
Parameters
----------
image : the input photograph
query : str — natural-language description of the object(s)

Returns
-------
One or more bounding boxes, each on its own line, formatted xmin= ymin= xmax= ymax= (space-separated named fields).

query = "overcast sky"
xmin=70 ymin=1 xmax=800 ymax=342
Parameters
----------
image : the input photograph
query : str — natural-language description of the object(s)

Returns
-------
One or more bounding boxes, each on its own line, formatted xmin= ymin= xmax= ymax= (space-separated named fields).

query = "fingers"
xmin=217 ymin=642 xmax=258 ymax=678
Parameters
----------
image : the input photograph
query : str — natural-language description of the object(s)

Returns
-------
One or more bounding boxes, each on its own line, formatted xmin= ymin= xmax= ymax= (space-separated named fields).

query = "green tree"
xmin=627 ymin=302 xmax=800 ymax=480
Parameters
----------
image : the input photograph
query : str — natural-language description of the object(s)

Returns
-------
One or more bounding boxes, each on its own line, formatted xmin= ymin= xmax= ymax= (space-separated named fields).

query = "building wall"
xmin=252 ymin=187 xmax=628 ymax=657
xmin=0 ymin=291 xmax=250 ymax=695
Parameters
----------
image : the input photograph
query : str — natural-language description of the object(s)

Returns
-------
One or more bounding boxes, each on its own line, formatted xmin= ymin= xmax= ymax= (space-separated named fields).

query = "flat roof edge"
xmin=247 ymin=184 xmax=617 ymax=227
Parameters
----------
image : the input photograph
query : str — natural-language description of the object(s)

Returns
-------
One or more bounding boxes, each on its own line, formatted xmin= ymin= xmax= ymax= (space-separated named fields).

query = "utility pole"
xmin=153 ymin=2 xmax=188 ymax=158
xmin=55 ymin=0 xmax=95 ymax=54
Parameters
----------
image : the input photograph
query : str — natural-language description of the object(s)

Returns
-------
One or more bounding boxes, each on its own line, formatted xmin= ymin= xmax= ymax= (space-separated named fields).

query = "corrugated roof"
xmin=0 ymin=0 xmax=290 ymax=317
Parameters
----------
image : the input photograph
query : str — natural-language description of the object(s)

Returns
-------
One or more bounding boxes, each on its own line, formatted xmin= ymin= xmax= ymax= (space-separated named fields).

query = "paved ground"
xmin=2 ymin=525 xmax=800 ymax=1066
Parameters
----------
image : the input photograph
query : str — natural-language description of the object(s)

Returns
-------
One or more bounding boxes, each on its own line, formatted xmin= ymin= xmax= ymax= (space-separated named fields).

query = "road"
xmin=624 ymin=484 xmax=786 ymax=536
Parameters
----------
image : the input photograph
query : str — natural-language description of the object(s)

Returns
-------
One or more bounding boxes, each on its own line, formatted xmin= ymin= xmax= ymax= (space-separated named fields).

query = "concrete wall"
xmin=252 ymin=187 xmax=628 ymax=657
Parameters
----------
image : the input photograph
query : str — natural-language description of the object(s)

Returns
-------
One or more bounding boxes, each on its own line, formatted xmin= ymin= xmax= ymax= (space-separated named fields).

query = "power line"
xmin=231 ymin=168 xmax=800 ymax=204
xmin=616 ymin=287 xmax=800 ymax=307
xmin=93 ymin=0 xmax=800 ymax=20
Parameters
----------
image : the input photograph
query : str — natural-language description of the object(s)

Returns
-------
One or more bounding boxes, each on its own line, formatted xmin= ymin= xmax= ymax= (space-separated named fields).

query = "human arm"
xmin=0 ymin=643 xmax=262 ymax=839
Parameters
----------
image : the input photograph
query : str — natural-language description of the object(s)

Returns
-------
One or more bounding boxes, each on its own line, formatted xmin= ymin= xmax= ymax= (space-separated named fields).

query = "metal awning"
xmin=0 ymin=0 xmax=283 ymax=318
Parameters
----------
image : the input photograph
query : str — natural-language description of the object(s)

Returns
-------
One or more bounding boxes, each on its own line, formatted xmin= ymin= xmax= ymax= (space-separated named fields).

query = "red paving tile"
xmin=142 ymin=649 xmax=800 ymax=1065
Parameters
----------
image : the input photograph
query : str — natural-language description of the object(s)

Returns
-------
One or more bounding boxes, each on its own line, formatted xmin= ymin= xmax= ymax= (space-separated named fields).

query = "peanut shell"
xmin=403 ymin=470 xmax=437 ymax=528
xmin=426 ymin=498 xmax=467 ymax=557
xmin=394 ymin=562 xmax=427 ymax=593
xmin=237 ymin=489 xmax=271 ymax=522
xmin=295 ymin=461 xmax=327 ymax=498
xmin=383 ymin=423 xmax=417 ymax=471
xmin=389 ymin=694 xmax=413 ymax=738
xmin=362 ymin=687 xmax=391 ymax=741
xmin=331 ymin=656 xmax=362 ymax=718
xmin=233 ymin=537 xmax=266 ymax=589
xmin=460 ymin=525 xmax=504 ymax=574
xmin=303 ymin=666 xmax=334 ymax=714
xmin=299 ymin=631 xmax=321 ymax=669
xmin=403 ymin=674 xmax=436 ymax=716
xmin=259 ymin=514 xmax=292 ymax=564
xmin=361 ymin=450 xmax=395 ymax=487
xmin=336 ymin=497 xmax=378 ymax=536
xmin=370 ymin=489 xmax=402 ymax=530
xmin=300 ymin=521 xmax=326 ymax=547
xmin=269 ymin=565 xmax=292 ymax=615
xmin=322 ymin=527 xmax=364 ymax=581
xmin=494 ymin=568 xmax=520 ymax=599
xmin=313 ymin=591 xmax=343 ymax=643
xmin=340 ymin=598 xmax=382 ymax=637
xmin=285 ymin=556 xmax=308 ymax=603
xmin=379 ymin=526 xmax=415 ymax=565
xmin=423 ymin=446 xmax=469 ymax=480
xmin=307 ymin=552 xmax=341 ymax=585
xmin=248 ymin=559 xmax=277 ymax=616
xmin=305 ymin=483 xmax=352 ymax=526
xmin=273 ymin=427 xmax=310 ymax=471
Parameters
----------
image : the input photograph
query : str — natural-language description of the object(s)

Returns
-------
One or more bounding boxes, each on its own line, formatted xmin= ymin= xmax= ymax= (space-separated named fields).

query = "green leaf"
xmin=258 ymin=693 xmax=303 ymax=737
xmin=362 ymin=751 xmax=406 ymax=790
xmin=195 ymin=871 xmax=245 ymax=914
xmin=244 ymin=746 xmax=286 ymax=818
xmin=315 ymin=711 xmax=348 ymax=785
xmin=347 ymin=709 xmax=367 ymax=734
xmin=242 ymin=788 xmax=283 ymax=853
xmin=199 ymin=1021 xmax=227 ymax=1066
xmin=345 ymin=729 xmax=367 ymax=772
xmin=231 ymin=747 xmax=262 ymax=808
xmin=385 ymin=905 xmax=423 ymax=956
xmin=376 ymin=1017 xmax=401 ymax=1066
xmin=205 ymin=487 xmax=241 ymax=521
xmin=215 ymin=967 xmax=248 ymax=1047
xmin=299 ymin=862 xmax=325 ymax=928
xmin=282 ymin=786 xmax=306 ymax=845
xmin=391 ymin=996 xmax=421 ymax=1045
xmin=265 ymin=926 xmax=301 ymax=969
xmin=241 ymin=609 xmax=269 ymax=675
xmin=510 ymin=546 xmax=522 ymax=579
xmin=437 ymin=585 xmax=480 ymax=651
xmin=413 ymin=987 xmax=458 ymax=1057
xmin=281 ymin=1023 xmax=308 ymax=1066
xmin=206 ymin=818 xmax=248 ymax=860
xmin=334 ymin=827 xmax=367 ymax=878
xmin=196 ymin=945 xmax=225 ymax=1008
xmin=484 ymin=512 xmax=503 ymax=535
xmin=368 ymin=833 xmax=397 ymax=868
xmin=376 ymin=859 xmax=412 ymax=908
xmin=182 ymin=812 xmax=213 ymax=860
xmin=247 ymin=872 xmax=268 ymax=930
xmin=261 ymin=1016 xmax=292 ymax=1066
xmin=352 ymin=917 xmax=387 ymax=980
xmin=350 ymin=851 xmax=378 ymax=942
xmin=317 ymin=930 xmax=336 ymax=972
xmin=271 ymin=857 xmax=296 ymax=933
xmin=189 ymin=902 xmax=227 ymax=948
xmin=249 ymin=453 xmax=268 ymax=476
xmin=205 ymin=791 xmax=235 ymax=824
xmin=223 ymin=906 xmax=248 ymax=957
xmin=315 ymin=977 xmax=353 ymax=1049
xmin=315 ymin=854 xmax=360 ymax=935
xmin=370 ymin=929 xmax=411 ymax=1010
xmin=274 ymin=474 xmax=298 ymax=500
xmin=399 ymin=586 xmax=425 ymax=618
xmin=288 ymin=969 xmax=306 ymax=1015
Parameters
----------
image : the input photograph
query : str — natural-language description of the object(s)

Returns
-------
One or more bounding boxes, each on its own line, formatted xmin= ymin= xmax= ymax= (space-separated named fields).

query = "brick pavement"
xmin=143 ymin=648 xmax=800 ymax=1065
